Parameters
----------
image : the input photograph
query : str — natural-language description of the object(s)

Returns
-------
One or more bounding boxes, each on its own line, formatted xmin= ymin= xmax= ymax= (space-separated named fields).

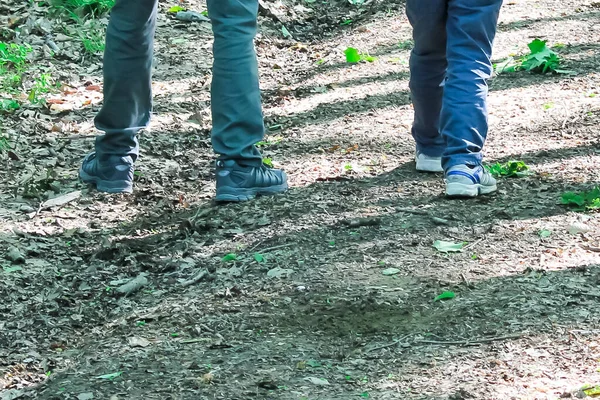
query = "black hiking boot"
xmin=215 ymin=160 xmax=288 ymax=202
xmin=79 ymin=152 xmax=135 ymax=194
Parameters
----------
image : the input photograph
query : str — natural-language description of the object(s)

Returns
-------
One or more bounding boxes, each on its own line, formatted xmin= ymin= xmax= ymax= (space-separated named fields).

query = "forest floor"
xmin=1 ymin=0 xmax=600 ymax=399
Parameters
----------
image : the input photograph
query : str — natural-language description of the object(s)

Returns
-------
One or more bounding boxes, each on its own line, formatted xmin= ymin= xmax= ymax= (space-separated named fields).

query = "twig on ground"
xmin=181 ymin=269 xmax=210 ymax=287
xmin=582 ymin=245 xmax=600 ymax=253
xmin=342 ymin=217 xmax=381 ymax=228
xmin=460 ymin=273 xmax=470 ymax=286
xmin=463 ymin=238 xmax=484 ymax=250
xmin=249 ymin=243 xmax=294 ymax=253
xmin=364 ymin=335 xmax=410 ymax=353
xmin=415 ymin=333 xmax=523 ymax=346
xmin=396 ymin=207 xmax=451 ymax=225
xmin=116 ymin=274 xmax=148 ymax=296
xmin=395 ymin=207 xmax=429 ymax=216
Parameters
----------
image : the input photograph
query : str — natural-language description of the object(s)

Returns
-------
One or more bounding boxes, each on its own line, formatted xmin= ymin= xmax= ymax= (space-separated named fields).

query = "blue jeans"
xmin=94 ymin=0 xmax=264 ymax=167
xmin=407 ymin=0 xmax=502 ymax=170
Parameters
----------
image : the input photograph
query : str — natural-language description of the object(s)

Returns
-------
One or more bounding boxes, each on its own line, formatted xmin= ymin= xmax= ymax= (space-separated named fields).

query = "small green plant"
xmin=397 ymin=40 xmax=414 ymax=50
xmin=344 ymin=47 xmax=377 ymax=63
xmin=221 ymin=253 xmax=238 ymax=262
xmin=0 ymin=99 xmax=19 ymax=112
xmin=256 ymin=136 xmax=282 ymax=147
xmin=78 ymin=23 xmax=106 ymax=54
xmin=0 ymin=136 xmax=9 ymax=152
xmin=262 ymin=158 xmax=274 ymax=168
xmin=168 ymin=5 xmax=185 ymax=13
xmin=561 ymin=187 xmax=600 ymax=211
xmin=0 ymin=42 xmax=31 ymax=92
xmin=28 ymin=73 xmax=54 ymax=104
xmin=486 ymin=160 xmax=531 ymax=178
xmin=495 ymin=39 xmax=572 ymax=74
xmin=51 ymin=0 xmax=115 ymax=18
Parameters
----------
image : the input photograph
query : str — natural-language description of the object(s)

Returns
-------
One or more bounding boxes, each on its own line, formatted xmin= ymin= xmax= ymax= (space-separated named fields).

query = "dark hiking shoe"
xmin=215 ymin=159 xmax=288 ymax=202
xmin=79 ymin=152 xmax=134 ymax=194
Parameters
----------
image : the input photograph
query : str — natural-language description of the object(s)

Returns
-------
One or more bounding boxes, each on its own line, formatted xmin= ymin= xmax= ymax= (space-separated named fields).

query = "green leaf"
xmin=254 ymin=253 xmax=264 ymax=263
xmin=168 ymin=5 xmax=185 ymax=13
xmin=485 ymin=160 xmax=530 ymax=178
xmin=519 ymin=39 xmax=564 ymax=74
xmin=360 ymin=392 xmax=370 ymax=398
xmin=381 ymin=268 xmax=400 ymax=276
xmin=527 ymin=39 xmax=547 ymax=54
xmin=95 ymin=371 xmax=123 ymax=380
xmin=344 ymin=47 xmax=361 ymax=63
xmin=221 ymin=253 xmax=237 ymax=262
xmin=583 ymin=386 xmax=600 ymax=396
xmin=361 ymin=54 xmax=377 ymax=62
xmin=433 ymin=240 xmax=465 ymax=253
xmin=434 ymin=291 xmax=456 ymax=302
xmin=281 ymin=25 xmax=292 ymax=38
xmin=262 ymin=157 xmax=274 ymax=168
xmin=306 ymin=360 xmax=322 ymax=368
xmin=539 ymin=230 xmax=552 ymax=238
xmin=561 ymin=192 xmax=586 ymax=207
xmin=27 ymin=89 xmax=36 ymax=103
xmin=495 ymin=57 xmax=517 ymax=74
xmin=561 ymin=187 xmax=600 ymax=211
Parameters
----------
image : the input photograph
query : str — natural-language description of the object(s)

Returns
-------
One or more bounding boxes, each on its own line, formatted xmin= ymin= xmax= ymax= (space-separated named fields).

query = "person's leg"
xmin=80 ymin=0 xmax=157 ymax=193
xmin=442 ymin=0 xmax=502 ymax=170
xmin=442 ymin=0 xmax=502 ymax=197
xmin=406 ymin=0 xmax=447 ymax=172
xmin=207 ymin=0 xmax=287 ymax=202
xmin=207 ymin=0 xmax=263 ymax=166
xmin=94 ymin=0 xmax=157 ymax=159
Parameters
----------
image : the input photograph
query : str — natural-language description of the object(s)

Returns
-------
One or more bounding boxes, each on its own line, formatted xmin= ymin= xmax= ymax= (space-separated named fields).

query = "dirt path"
xmin=1 ymin=0 xmax=599 ymax=399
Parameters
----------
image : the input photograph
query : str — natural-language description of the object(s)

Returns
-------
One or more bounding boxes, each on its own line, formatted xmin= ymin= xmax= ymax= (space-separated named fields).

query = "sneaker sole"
xmin=79 ymin=169 xmax=133 ymax=194
xmin=446 ymin=182 xmax=497 ymax=198
xmin=215 ymin=183 xmax=288 ymax=202
xmin=415 ymin=159 xmax=443 ymax=173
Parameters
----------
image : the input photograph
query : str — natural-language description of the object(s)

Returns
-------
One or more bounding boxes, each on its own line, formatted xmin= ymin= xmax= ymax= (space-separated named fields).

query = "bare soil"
xmin=1 ymin=0 xmax=600 ymax=399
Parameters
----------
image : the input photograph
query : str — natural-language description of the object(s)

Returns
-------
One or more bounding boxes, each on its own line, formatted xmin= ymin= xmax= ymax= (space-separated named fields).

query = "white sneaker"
xmin=445 ymin=164 xmax=497 ymax=197
xmin=415 ymin=152 xmax=443 ymax=173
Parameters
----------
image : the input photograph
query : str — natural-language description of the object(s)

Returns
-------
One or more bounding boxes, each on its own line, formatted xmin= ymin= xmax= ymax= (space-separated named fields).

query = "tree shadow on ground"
xmin=263 ymin=64 xmax=599 ymax=133
xmin=22 ymin=256 xmax=600 ymax=399
xmin=497 ymin=10 xmax=600 ymax=32
xmin=65 ymin=138 xmax=599 ymax=277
